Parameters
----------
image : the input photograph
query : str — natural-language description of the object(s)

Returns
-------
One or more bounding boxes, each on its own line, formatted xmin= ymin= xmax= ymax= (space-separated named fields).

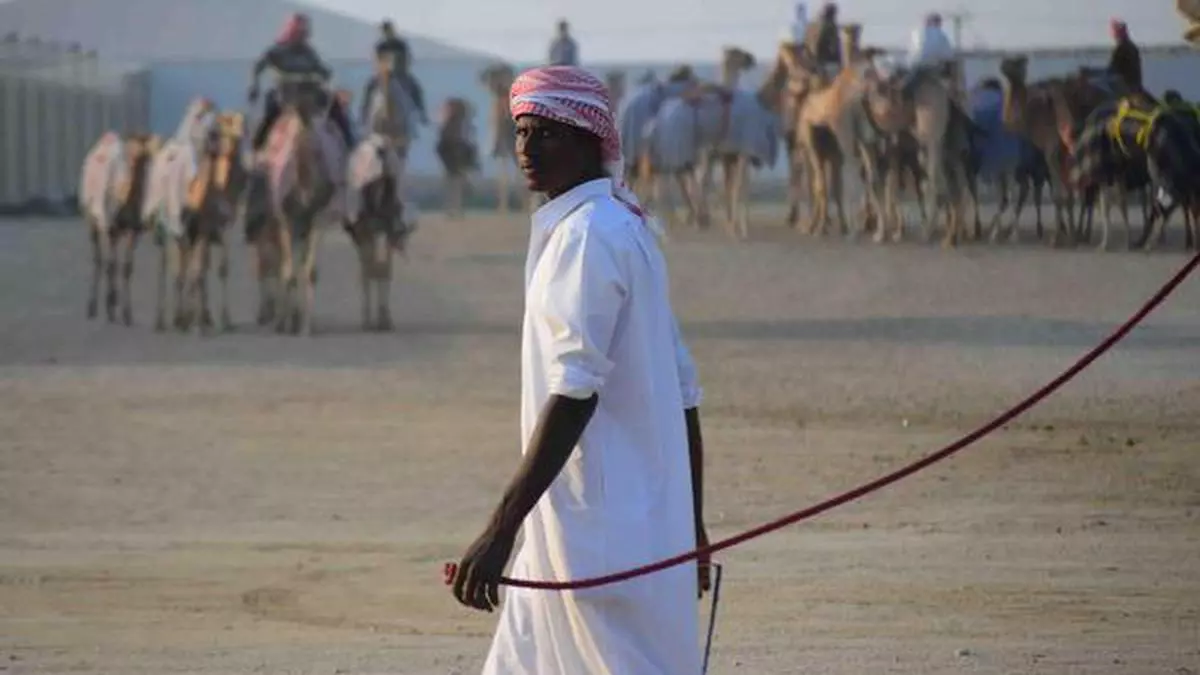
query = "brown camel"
xmin=789 ymin=25 xmax=886 ymax=238
xmin=437 ymin=97 xmax=480 ymax=219
xmin=255 ymin=72 xmax=349 ymax=335
xmin=862 ymin=57 xmax=974 ymax=247
xmin=998 ymin=56 xmax=1121 ymax=246
xmin=170 ymin=112 xmax=249 ymax=334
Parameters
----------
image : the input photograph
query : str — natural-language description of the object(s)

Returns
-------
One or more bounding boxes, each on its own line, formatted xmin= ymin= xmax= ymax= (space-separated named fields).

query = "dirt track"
xmin=1 ymin=210 xmax=1198 ymax=674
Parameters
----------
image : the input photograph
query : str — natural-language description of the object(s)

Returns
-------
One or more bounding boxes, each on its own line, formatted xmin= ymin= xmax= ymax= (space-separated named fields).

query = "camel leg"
xmin=988 ymin=174 xmax=1009 ymax=243
xmin=275 ymin=218 xmax=295 ymax=334
xmin=87 ymin=226 xmax=102 ymax=319
xmin=356 ymin=229 xmax=373 ymax=330
xmin=1045 ymin=153 xmax=1068 ymax=248
xmin=171 ymin=239 xmax=188 ymax=330
xmin=119 ymin=231 xmax=137 ymax=326
xmin=949 ymin=160 xmax=974 ymax=249
xmin=828 ymin=156 xmax=848 ymax=239
xmin=217 ymin=237 xmax=233 ymax=331
xmin=921 ymin=139 xmax=944 ymax=246
xmin=1008 ymin=176 xmax=1029 ymax=243
xmin=375 ymin=231 xmax=393 ymax=331
xmin=881 ymin=164 xmax=903 ymax=243
xmin=294 ymin=225 xmax=322 ymax=337
xmin=196 ymin=237 xmax=214 ymax=333
xmin=695 ymin=153 xmax=715 ymax=230
xmin=103 ymin=231 xmax=119 ymax=322
xmin=673 ymin=173 xmax=696 ymax=228
xmin=785 ymin=147 xmax=803 ymax=228
xmin=254 ymin=234 xmax=276 ymax=326
xmin=154 ymin=238 xmax=169 ymax=332
xmin=728 ymin=155 xmax=751 ymax=240
xmin=1095 ymin=185 xmax=1112 ymax=251
xmin=720 ymin=157 xmax=737 ymax=238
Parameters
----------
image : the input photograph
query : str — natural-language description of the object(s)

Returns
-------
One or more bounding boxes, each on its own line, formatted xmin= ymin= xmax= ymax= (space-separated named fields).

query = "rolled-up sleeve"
xmin=671 ymin=313 xmax=703 ymax=408
xmin=537 ymin=222 xmax=627 ymax=400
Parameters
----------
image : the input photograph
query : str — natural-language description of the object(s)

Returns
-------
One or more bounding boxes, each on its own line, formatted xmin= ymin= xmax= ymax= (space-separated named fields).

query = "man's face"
xmin=515 ymin=114 xmax=591 ymax=195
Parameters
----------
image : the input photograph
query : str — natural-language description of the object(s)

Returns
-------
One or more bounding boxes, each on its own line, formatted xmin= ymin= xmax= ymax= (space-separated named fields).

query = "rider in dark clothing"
xmin=363 ymin=20 xmax=429 ymax=126
xmin=248 ymin=13 xmax=356 ymax=151
xmin=1107 ymin=19 xmax=1143 ymax=93
xmin=804 ymin=3 xmax=842 ymax=76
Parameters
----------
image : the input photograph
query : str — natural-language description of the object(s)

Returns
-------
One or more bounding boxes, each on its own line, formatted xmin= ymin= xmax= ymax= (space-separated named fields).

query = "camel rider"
xmin=899 ymin=12 xmax=956 ymax=97
xmin=803 ymin=3 xmax=841 ymax=79
xmin=365 ymin=20 xmax=429 ymax=126
xmin=1108 ymin=18 xmax=1151 ymax=105
xmin=784 ymin=2 xmax=808 ymax=45
xmin=249 ymin=13 xmax=356 ymax=152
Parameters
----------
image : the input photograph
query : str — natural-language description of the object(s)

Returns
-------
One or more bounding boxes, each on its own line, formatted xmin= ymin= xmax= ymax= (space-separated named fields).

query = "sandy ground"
xmin=1 ymin=208 xmax=1199 ymax=675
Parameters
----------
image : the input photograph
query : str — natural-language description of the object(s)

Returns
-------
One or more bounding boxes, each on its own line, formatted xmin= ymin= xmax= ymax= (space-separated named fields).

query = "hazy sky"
xmin=309 ymin=0 xmax=1186 ymax=62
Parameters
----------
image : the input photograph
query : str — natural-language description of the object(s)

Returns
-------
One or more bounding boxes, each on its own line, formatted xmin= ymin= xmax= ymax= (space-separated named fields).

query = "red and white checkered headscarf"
xmin=510 ymin=65 xmax=658 ymax=230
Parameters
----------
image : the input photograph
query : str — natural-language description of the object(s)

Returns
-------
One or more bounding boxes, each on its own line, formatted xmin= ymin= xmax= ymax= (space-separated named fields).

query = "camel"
xmin=619 ymin=67 xmax=701 ymax=220
xmin=141 ymin=97 xmax=240 ymax=333
xmin=860 ymin=40 xmax=975 ymax=246
xmin=1073 ymin=99 xmax=1200 ymax=252
xmin=436 ymin=97 xmax=480 ymax=220
xmin=346 ymin=55 xmax=418 ymax=332
xmin=78 ymin=131 xmax=160 ymax=325
xmin=1181 ymin=0 xmax=1200 ymax=42
xmin=479 ymin=62 xmax=535 ymax=214
xmin=998 ymin=56 xmax=1122 ymax=246
xmin=638 ymin=47 xmax=781 ymax=239
xmin=169 ymin=112 xmax=250 ymax=333
xmin=962 ymin=82 xmax=1051 ymax=244
xmin=253 ymin=72 xmax=349 ymax=335
xmin=788 ymin=25 xmax=886 ymax=239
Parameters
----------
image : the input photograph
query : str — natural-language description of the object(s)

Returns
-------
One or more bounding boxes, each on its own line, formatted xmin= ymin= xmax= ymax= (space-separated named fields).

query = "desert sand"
xmin=1 ymin=209 xmax=1198 ymax=674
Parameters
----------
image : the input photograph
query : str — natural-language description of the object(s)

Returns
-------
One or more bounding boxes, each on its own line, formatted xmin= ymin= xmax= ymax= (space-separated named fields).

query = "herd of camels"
xmin=74 ymin=20 xmax=1200 ymax=336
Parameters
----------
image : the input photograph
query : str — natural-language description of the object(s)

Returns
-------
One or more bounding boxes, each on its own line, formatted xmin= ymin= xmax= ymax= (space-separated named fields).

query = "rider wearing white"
xmin=783 ymin=2 xmax=808 ymax=44
xmin=248 ymin=13 xmax=356 ymax=152
xmin=899 ymin=12 xmax=956 ymax=96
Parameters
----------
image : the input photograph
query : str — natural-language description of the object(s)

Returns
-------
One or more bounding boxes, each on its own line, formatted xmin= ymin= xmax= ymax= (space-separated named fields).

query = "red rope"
xmin=444 ymin=252 xmax=1200 ymax=591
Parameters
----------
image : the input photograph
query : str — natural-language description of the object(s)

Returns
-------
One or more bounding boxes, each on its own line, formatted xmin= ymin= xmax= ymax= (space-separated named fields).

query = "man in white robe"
xmin=450 ymin=65 xmax=710 ymax=674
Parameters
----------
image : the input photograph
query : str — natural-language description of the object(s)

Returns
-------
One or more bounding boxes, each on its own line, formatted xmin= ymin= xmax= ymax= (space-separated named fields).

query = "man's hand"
xmin=451 ymin=524 xmax=517 ymax=612
xmin=696 ymin=521 xmax=712 ymax=599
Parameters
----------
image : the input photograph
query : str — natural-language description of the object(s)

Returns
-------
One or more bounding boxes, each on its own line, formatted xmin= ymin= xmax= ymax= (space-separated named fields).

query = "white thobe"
xmin=907 ymin=25 xmax=955 ymax=68
xmin=482 ymin=178 xmax=704 ymax=675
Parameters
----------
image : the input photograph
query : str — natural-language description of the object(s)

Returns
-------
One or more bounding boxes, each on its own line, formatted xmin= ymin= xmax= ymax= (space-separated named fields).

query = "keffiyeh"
xmin=509 ymin=65 xmax=660 ymax=231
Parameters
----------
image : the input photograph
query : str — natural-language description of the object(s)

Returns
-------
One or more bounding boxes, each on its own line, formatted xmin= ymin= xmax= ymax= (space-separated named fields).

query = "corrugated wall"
xmin=0 ymin=34 xmax=150 ymax=211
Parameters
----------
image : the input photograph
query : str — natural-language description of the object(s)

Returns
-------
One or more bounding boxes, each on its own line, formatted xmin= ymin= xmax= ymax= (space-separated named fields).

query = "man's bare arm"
xmin=487 ymin=394 xmax=598 ymax=536
xmin=451 ymin=393 xmax=598 ymax=611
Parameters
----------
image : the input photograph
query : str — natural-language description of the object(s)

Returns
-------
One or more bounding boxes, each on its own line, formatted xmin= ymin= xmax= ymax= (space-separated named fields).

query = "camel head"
xmin=215 ymin=112 xmax=245 ymax=156
xmin=722 ymin=46 xmax=757 ymax=73
xmin=667 ymin=64 xmax=696 ymax=84
xmin=1179 ymin=0 xmax=1200 ymax=43
xmin=479 ymin=62 xmax=516 ymax=97
xmin=838 ymin=24 xmax=863 ymax=68
xmin=999 ymin=56 xmax=1029 ymax=88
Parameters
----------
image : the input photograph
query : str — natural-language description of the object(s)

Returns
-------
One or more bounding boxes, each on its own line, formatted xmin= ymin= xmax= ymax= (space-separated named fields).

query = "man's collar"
xmin=532 ymin=178 xmax=613 ymax=232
